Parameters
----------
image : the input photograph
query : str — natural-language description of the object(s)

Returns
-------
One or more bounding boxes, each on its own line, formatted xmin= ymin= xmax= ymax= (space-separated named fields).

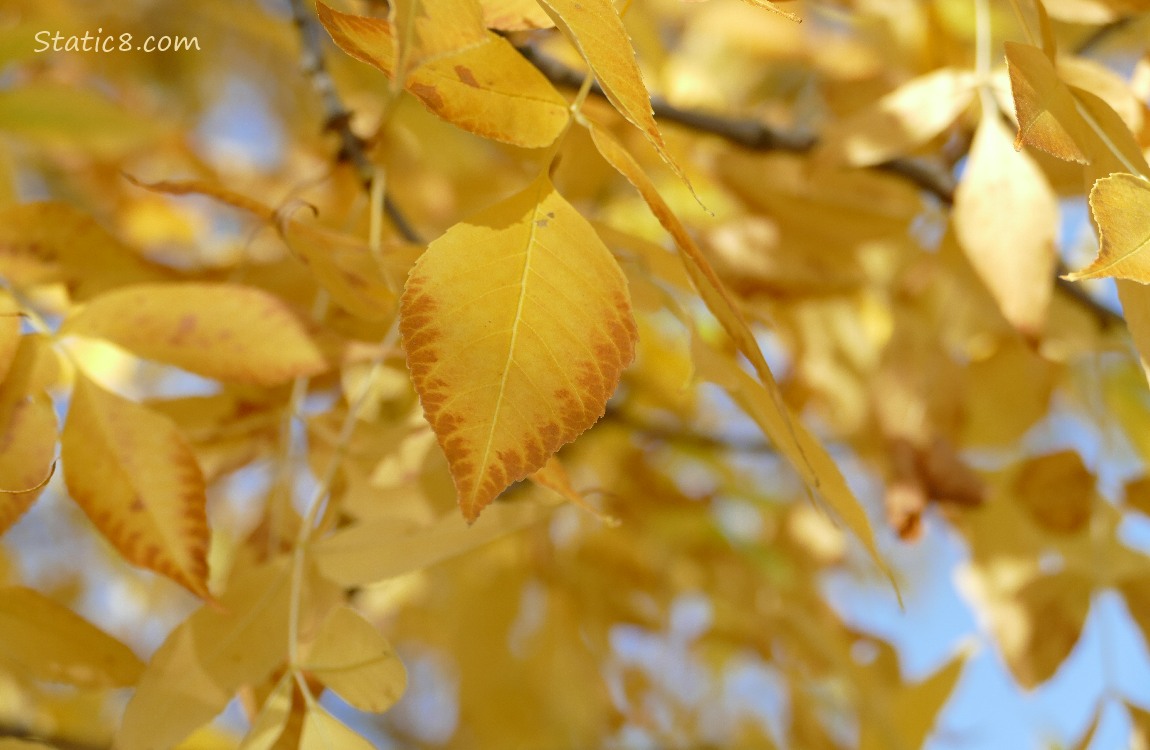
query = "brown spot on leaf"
xmin=455 ymin=65 xmax=480 ymax=88
xmin=409 ymin=82 xmax=445 ymax=111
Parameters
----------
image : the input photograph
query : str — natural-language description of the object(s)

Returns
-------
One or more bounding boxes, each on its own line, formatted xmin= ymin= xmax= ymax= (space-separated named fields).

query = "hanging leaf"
xmin=0 ymin=586 xmax=143 ymax=687
xmin=399 ymin=173 xmax=637 ymax=521
xmin=953 ymin=104 xmax=1058 ymax=334
xmin=1005 ymin=42 xmax=1091 ymax=163
xmin=1065 ymin=173 xmax=1150 ymax=283
xmin=817 ymin=68 xmax=977 ymax=168
xmin=299 ymin=705 xmax=377 ymax=750
xmin=0 ymin=337 xmax=58 ymax=533
xmin=316 ymin=2 xmax=570 ymax=148
xmin=62 ymin=374 xmax=211 ymax=598
xmin=302 ymin=605 xmax=407 ymax=713
xmin=62 ymin=282 xmax=328 ymax=387
xmin=537 ymin=0 xmax=690 ymax=186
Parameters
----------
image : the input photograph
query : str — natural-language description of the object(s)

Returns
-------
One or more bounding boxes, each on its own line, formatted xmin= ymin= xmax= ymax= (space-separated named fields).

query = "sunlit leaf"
xmin=1005 ymin=41 xmax=1091 ymax=163
xmin=1065 ymin=173 xmax=1150 ymax=283
xmin=0 ymin=586 xmax=143 ymax=687
xmin=62 ymin=283 xmax=328 ymax=387
xmin=953 ymin=104 xmax=1058 ymax=334
xmin=62 ymin=374 xmax=211 ymax=598
xmin=817 ymin=68 xmax=977 ymax=168
xmin=400 ymin=173 xmax=637 ymax=520
xmin=317 ymin=2 xmax=570 ymax=148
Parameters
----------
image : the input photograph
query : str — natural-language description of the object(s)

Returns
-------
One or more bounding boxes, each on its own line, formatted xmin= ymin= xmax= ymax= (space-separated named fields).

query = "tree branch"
xmin=517 ymin=44 xmax=1125 ymax=330
xmin=288 ymin=0 xmax=423 ymax=244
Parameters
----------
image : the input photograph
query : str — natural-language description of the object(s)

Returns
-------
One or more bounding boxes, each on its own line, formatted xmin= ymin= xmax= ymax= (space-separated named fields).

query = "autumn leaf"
xmin=1004 ymin=42 xmax=1091 ymax=163
xmin=62 ymin=374 xmax=211 ymax=598
xmin=1065 ymin=173 xmax=1150 ymax=283
xmin=302 ymin=605 xmax=407 ymax=712
xmin=953 ymin=104 xmax=1058 ymax=334
xmin=314 ymin=497 xmax=554 ymax=586
xmin=0 ymin=586 xmax=143 ymax=687
xmin=529 ymin=455 xmax=618 ymax=523
xmin=537 ymin=0 xmax=690 ymax=186
xmin=0 ymin=336 xmax=58 ymax=533
xmin=480 ymin=0 xmax=555 ymax=29
xmin=116 ymin=562 xmax=300 ymax=750
xmin=400 ymin=173 xmax=637 ymax=521
xmin=299 ymin=705 xmax=377 ymax=750
xmin=61 ymin=282 xmax=328 ymax=387
xmin=316 ymin=1 xmax=570 ymax=148
xmin=817 ymin=68 xmax=977 ymax=168
xmin=589 ymin=123 xmax=890 ymax=580
xmin=0 ymin=85 xmax=167 ymax=157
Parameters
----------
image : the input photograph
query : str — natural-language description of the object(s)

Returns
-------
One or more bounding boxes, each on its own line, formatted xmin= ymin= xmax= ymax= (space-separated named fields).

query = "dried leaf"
xmin=1005 ymin=42 xmax=1091 ymax=163
xmin=0 ymin=586 xmax=143 ymax=687
xmin=62 ymin=283 xmax=328 ymax=387
xmin=400 ymin=174 xmax=637 ymax=520
xmin=303 ymin=605 xmax=407 ymax=712
xmin=953 ymin=105 xmax=1058 ymax=334
xmin=1065 ymin=173 xmax=1150 ymax=283
xmin=62 ymin=374 xmax=211 ymax=598
xmin=316 ymin=2 xmax=570 ymax=148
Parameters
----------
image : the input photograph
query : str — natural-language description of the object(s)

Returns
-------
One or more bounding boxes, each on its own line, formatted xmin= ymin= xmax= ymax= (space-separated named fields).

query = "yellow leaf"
xmin=0 ymin=336 xmax=58 ymax=533
xmin=1005 ymin=42 xmax=1091 ymax=163
xmin=1065 ymin=173 xmax=1150 ymax=282
xmin=299 ymin=705 xmax=376 ymax=750
xmin=817 ymin=68 xmax=977 ymax=168
xmin=953 ymin=105 xmax=1058 ymax=334
xmin=303 ymin=605 xmax=407 ymax=713
xmin=314 ymin=500 xmax=552 ymax=586
xmin=480 ymin=0 xmax=555 ymax=29
xmin=62 ymin=374 xmax=211 ymax=598
xmin=316 ymin=2 xmax=570 ymax=148
xmin=529 ymin=455 xmax=618 ymax=524
xmin=0 ymin=586 xmax=143 ymax=687
xmin=0 ymin=85 xmax=166 ymax=157
xmin=0 ymin=202 xmax=171 ymax=299
xmin=0 ymin=740 xmax=56 ymax=749
xmin=278 ymin=218 xmax=401 ymax=321
xmin=690 ymin=333 xmax=889 ymax=582
xmin=115 ymin=561 xmax=326 ymax=750
xmin=735 ymin=0 xmax=801 ymax=21
xmin=1013 ymin=451 xmax=1094 ymax=534
xmin=589 ymin=124 xmax=890 ymax=581
xmin=0 ymin=292 xmax=19 ymax=382
xmin=62 ymin=283 xmax=328 ymax=387
xmin=400 ymin=174 xmax=637 ymax=521
xmin=238 ymin=676 xmax=293 ymax=750
xmin=538 ymin=0 xmax=689 ymax=186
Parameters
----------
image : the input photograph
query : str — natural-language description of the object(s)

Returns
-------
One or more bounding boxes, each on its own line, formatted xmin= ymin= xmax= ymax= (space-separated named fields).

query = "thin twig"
xmin=287 ymin=0 xmax=422 ymax=244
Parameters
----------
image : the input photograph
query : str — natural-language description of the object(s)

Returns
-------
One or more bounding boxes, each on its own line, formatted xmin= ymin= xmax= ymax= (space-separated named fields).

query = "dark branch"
xmin=288 ymin=0 xmax=422 ymax=244
xmin=518 ymin=44 xmax=1125 ymax=329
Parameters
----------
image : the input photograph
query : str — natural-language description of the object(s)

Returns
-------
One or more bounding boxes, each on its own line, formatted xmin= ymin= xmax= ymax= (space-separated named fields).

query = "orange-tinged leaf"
xmin=62 ymin=374 xmax=211 ymax=598
xmin=953 ymin=105 xmax=1058 ymax=334
xmin=0 ymin=586 xmax=144 ymax=687
xmin=817 ymin=68 xmax=977 ymax=168
xmin=302 ymin=605 xmax=407 ymax=713
xmin=1005 ymin=42 xmax=1091 ymax=163
xmin=538 ymin=0 xmax=689 ymax=186
xmin=62 ymin=282 xmax=327 ymax=387
xmin=279 ymin=217 xmax=401 ymax=321
xmin=1065 ymin=173 xmax=1150 ymax=283
xmin=0 ymin=202 xmax=171 ymax=299
xmin=400 ymin=174 xmax=637 ymax=521
xmin=316 ymin=2 xmax=570 ymax=148
xmin=0 ymin=336 xmax=59 ymax=534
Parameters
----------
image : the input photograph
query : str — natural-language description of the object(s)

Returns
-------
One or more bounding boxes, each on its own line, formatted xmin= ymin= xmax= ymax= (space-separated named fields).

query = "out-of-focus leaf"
xmin=0 ymin=586 xmax=143 ymax=687
xmin=299 ymin=705 xmax=376 ymax=750
xmin=302 ymin=605 xmax=407 ymax=712
xmin=62 ymin=283 xmax=328 ymax=387
xmin=0 ymin=86 xmax=166 ymax=156
xmin=1012 ymin=451 xmax=1094 ymax=534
